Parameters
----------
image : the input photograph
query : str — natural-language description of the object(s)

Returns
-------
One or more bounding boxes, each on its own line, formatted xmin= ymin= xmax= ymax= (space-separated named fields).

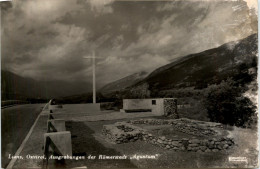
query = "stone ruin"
xmin=130 ymin=118 xmax=222 ymax=137
xmin=102 ymin=118 xmax=235 ymax=152
xmin=102 ymin=122 xmax=146 ymax=144
xmin=163 ymin=98 xmax=178 ymax=118
xmin=141 ymin=132 xmax=234 ymax=153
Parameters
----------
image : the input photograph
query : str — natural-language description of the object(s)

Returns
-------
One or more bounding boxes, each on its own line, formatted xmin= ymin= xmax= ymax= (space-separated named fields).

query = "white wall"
xmin=123 ymin=99 xmax=152 ymax=110
xmin=123 ymin=99 xmax=165 ymax=115
xmin=151 ymin=99 xmax=164 ymax=115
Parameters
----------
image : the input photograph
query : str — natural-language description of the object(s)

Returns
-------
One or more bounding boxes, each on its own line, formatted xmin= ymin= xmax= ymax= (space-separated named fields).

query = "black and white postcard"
xmin=1 ymin=0 xmax=258 ymax=168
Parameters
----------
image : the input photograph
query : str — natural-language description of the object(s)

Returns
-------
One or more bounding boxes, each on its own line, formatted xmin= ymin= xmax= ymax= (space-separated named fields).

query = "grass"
xmin=83 ymin=120 xmax=236 ymax=168
xmin=63 ymin=121 xmax=136 ymax=168
xmin=9 ymin=103 xmax=257 ymax=168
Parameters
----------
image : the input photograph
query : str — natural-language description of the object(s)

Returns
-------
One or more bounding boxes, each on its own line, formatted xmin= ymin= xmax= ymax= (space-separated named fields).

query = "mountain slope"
xmin=133 ymin=33 xmax=257 ymax=91
xmin=1 ymin=70 xmax=92 ymax=100
xmin=100 ymin=71 xmax=149 ymax=93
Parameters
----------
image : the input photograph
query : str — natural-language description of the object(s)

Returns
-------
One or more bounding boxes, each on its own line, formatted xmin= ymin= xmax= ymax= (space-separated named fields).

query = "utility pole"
xmin=92 ymin=51 xmax=96 ymax=104
xmin=83 ymin=51 xmax=97 ymax=104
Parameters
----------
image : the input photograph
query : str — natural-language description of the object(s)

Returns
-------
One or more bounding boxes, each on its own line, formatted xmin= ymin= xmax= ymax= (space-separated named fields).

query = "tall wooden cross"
xmin=83 ymin=51 xmax=98 ymax=104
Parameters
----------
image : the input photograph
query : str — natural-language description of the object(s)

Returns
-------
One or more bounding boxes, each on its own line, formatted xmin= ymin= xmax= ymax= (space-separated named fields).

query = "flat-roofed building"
xmin=120 ymin=98 xmax=178 ymax=118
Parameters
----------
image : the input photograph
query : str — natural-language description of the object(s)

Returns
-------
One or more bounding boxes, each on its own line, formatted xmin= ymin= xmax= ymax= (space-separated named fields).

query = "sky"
xmin=1 ymin=0 xmax=258 ymax=87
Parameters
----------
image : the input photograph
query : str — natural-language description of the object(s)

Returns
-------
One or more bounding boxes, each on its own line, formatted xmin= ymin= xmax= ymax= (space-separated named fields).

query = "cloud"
xmin=87 ymin=0 xmax=114 ymax=14
xmin=246 ymin=0 xmax=258 ymax=12
xmin=96 ymin=53 xmax=169 ymax=83
xmin=119 ymin=0 xmax=257 ymax=59
xmin=1 ymin=0 xmax=257 ymax=87
xmin=6 ymin=23 xmax=89 ymax=81
xmin=2 ymin=0 xmax=91 ymax=81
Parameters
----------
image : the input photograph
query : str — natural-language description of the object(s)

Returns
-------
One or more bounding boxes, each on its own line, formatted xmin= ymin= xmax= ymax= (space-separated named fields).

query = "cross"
xmin=83 ymin=51 xmax=100 ymax=104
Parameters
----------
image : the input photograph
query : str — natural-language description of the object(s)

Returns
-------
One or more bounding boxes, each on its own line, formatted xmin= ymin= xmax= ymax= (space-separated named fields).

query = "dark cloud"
xmin=1 ymin=0 xmax=257 ymax=86
xmin=1 ymin=1 xmax=12 ymax=13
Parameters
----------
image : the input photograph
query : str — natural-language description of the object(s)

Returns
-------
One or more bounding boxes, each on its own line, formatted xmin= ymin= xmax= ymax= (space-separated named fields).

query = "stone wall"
xmin=102 ymin=118 xmax=234 ymax=152
xmin=129 ymin=118 xmax=222 ymax=137
xmin=163 ymin=98 xmax=178 ymax=118
xmin=123 ymin=99 xmax=153 ymax=110
xmin=141 ymin=133 xmax=234 ymax=152
xmin=102 ymin=122 xmax=145 ymax=144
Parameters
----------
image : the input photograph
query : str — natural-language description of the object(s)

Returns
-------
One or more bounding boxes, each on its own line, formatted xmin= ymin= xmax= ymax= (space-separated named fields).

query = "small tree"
xmin=129 ymin=83 xmax=151 ymax=99
xmin=204 ymin=79 xmax=256 ymax=127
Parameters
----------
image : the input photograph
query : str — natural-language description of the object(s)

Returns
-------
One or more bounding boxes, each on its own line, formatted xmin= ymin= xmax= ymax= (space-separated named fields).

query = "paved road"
xmin=1 ymin=104 xmax=44 ymax=168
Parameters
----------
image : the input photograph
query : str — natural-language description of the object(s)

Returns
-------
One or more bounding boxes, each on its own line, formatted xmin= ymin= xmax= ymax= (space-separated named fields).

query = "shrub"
xmin=203 ymin=79 xmax=256 ymax=127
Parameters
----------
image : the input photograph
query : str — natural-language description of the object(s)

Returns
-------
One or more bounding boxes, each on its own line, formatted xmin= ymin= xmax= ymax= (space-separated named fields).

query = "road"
xmin=1 ymin=104 xmax=44 ymax=168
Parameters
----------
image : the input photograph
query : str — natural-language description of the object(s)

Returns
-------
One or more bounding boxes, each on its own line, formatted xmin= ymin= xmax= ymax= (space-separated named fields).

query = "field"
xmin=10 ymin=104 xmax=258 ymax=168
xmin=63 ymin=119 xmax=257 ymax=168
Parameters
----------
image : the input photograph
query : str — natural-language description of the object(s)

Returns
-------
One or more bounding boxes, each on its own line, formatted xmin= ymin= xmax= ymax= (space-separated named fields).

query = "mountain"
xmin=1 ymin=70 xmax=92 ymax=100
xmin=132 ymin=33 xmax=257 ymax=92
xmin=3 ymin=33 xmax=257 ymax=101
xmin=99 ymin=71 xmax=149 ymax=93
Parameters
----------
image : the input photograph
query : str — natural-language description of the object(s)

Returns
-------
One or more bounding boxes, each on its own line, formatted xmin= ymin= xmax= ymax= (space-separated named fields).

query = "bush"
xmin=127 ymin=83 xmax=151 ymax=99
xmin=203 ymin=79 xmax=256 ymax=127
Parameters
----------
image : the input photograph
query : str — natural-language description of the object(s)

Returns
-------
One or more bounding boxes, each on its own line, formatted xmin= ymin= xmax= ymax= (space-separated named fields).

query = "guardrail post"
xmin=43 ymin=132 xmax=72 ymax=165
xmin=48 ymin=114 xmax=54 ymax=120
xmin=47 ymin=119 xmax=66 ymax=133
